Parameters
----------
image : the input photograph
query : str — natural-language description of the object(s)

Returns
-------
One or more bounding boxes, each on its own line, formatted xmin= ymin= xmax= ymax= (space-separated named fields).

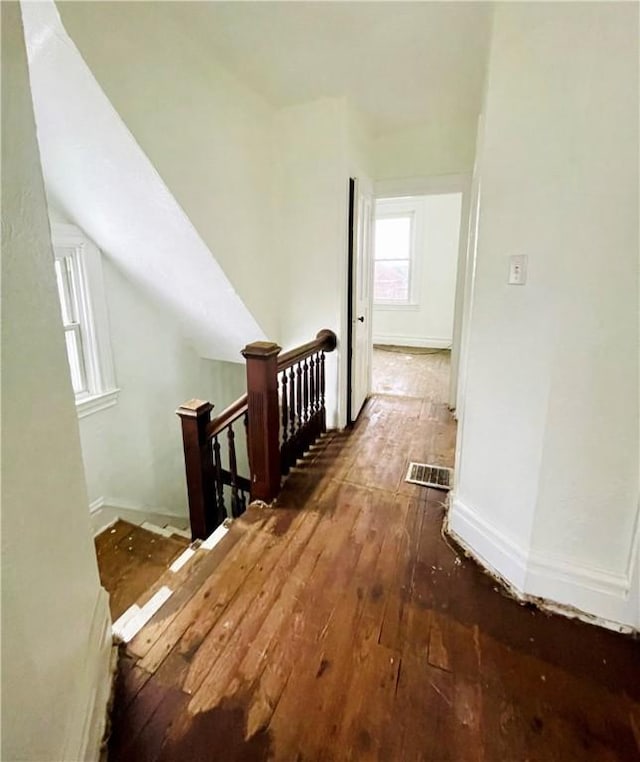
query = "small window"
xmin=373 ymin=211 xmax=416 ymax=305
xmin=51 ymin=224 xmax=119 ymax=417
xmin=54 ymin=248 xmax=89 ymax=394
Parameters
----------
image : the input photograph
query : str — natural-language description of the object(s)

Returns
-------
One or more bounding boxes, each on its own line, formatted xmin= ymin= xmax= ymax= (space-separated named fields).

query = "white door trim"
xmin=350 ymin=177 xmax=375 ymax=422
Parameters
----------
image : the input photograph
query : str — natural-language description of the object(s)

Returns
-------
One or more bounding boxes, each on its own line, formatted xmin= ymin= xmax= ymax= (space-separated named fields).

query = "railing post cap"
xmin=241 ymin=341 xmax=282 ymax=359
xmin=316 ymin=329 xmax=338 ymax=352
xmin=176 ymin=399 xmax=213 ymax=418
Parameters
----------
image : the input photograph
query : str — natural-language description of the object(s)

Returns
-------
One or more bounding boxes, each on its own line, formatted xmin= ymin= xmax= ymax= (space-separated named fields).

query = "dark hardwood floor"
xmin=107 ymin=350 xmax=640 ymax=761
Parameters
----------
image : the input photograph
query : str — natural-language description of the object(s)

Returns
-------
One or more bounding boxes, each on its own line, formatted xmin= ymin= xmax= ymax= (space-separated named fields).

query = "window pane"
xmin=374 ymin=260 xmax=410 ymax=301
xmin=54 ymin=255 xmax=80 ymax=324
xmin=64 ymin=327 xmax=87 ymax=395
xmin=374 ymin=217 xmax=411 ymax=261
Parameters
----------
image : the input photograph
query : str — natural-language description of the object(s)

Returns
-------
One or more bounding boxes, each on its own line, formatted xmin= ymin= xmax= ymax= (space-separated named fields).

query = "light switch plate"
xmin=508 ymin=254 xmax=527 ymax=285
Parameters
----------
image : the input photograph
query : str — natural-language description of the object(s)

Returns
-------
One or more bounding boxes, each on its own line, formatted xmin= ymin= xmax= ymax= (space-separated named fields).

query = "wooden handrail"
xmin=277 ymin=329 xmax=337 ymax=372
xmin=206 ymin=394 xmax=248 ymax=440
xmin=205 ymin=329 xmax=337 ymax=441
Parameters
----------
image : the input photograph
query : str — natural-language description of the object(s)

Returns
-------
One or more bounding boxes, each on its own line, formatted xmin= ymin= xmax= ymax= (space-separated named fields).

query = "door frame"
xmin=373 ymin=174 xmax=472 ymax=414
xmin=345 ymin=176 xmax=374 ymax=426
xmin=346 ymin=178 xmax=356 ymax=425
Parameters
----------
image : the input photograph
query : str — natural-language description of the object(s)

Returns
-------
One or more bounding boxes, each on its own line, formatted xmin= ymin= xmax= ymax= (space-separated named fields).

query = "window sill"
xmin=373 ymin=302 xmax=420 ymax=312
xmin=76 ymin=388 xmax=120 ymax=419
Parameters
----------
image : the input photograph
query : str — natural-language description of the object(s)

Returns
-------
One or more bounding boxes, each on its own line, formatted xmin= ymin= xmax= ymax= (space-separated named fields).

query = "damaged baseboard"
xmin=447 ymin=496 xmax=637 ymax=635
xmin=446 ymin=496 xmax=529 ymax=589
xmin=62 ymin=588 xmax=115 ymax=761
xmin=89 ymin=496 xmax=189 ymax=536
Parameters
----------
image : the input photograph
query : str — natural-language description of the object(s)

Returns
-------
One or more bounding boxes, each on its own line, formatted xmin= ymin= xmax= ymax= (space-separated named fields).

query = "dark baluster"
xmin=314 ymin=351 xmax=321 ymax=426
xmin=301 ymin=357 xmax=309 ymax=450
xmin=309 ymin=354 xmax=316 ymax=428
xmin=288 ymin=366 xmax=296 ymax=441
xmin=280 ymin=372 xmax=289 ymax=474
xmin=227 ymin=424 xmax=240 ymax=518
xmin=296 ymin=362 xmax=303 ymax=450
xmin=281 ymin=372 xmax=289 ymax=445
xmin=242 ymin=411 xmax=250 ymax=505
xmin=303 ymin=358 xmax=309 ymax=425
xmin=320 ymin=350 xmax=327 ymax=433
xmin=213 ymin=434 xmax=226 ymax=519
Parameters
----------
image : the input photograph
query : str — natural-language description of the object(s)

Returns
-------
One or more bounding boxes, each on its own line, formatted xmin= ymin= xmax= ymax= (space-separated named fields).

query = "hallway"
xmin=108 ymin=353 xmax=639 ymax=761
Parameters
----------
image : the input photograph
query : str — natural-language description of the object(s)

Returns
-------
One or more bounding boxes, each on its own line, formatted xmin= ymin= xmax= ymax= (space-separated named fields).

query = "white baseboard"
xmin=525 ymin=549 xmax=634 ymax=631
xmin=373 ymin=334 xmax=451 ymax=350
xmin=447 ymin=496 xmax=637 ymax=634
xmin=447 ymin=496 xmax=528 ymax=590
xmin=89 ymin=496 xmax=188 ymax=536
xmin=63 ymin=588 xmax=115 ymax=761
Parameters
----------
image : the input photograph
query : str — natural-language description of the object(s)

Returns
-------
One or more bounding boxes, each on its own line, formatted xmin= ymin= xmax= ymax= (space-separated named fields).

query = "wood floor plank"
xmin=108 ymin=673 xmax=172 ymax=760
xmin=378 ymin=501 xmax=425 ymax=654
xmin=139 ymin=514 xmax=278 ymax=675
xmin=330 ymin=625 xmax=400 ymax=762
xmin=177 ymin=510 xmax=314 ymax=696
xmin=174 ymin=510 xmax=322 ymax=706
xmin=237 ymin=485 xmax=374 ymax=747
xmin=126 ymin=522 xmax=246 ymax=658
xmin=281 ymin=492 xmax=396 ymax=759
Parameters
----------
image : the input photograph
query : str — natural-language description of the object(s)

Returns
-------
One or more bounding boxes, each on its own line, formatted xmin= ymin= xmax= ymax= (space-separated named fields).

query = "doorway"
xmin=346 ymin=175 xmax=471 ymax=427
xmin=371 ymin=191 xmax=463 ymax=401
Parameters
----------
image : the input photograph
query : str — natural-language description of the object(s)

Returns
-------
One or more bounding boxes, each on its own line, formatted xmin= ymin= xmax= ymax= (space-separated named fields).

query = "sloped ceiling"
xmin=164 ymin=1 xmax=492 ymax=135
xmin=20 ymin=0 xmax=266 ymax=363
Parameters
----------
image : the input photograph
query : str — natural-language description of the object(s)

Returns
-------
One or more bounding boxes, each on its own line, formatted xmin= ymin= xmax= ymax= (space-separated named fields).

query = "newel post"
xmin=242 ymin=341 xmax=282 ymax=503
xmin=176 ymin=399 xmax=218 ymax=540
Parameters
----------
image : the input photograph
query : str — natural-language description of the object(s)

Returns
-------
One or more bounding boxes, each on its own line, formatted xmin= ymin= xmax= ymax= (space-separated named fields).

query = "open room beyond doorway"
xmin=373 ymin=345 xmax=451 ymax=401
xmin=347 ymin=175 xmax=470 ymax=431
xmin=370 ymin=184 xmax=465 ymax=408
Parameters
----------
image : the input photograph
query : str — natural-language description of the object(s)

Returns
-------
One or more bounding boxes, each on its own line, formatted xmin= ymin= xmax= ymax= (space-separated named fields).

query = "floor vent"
xmin=405 ymin=462 xmax=453 ymax=491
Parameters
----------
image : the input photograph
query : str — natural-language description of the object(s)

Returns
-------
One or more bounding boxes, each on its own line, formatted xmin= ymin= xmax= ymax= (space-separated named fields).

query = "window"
xmin=373 ymin=204 xmax=418 ymax=306
xmin=51 ymin=224 xmax=119 ymax=417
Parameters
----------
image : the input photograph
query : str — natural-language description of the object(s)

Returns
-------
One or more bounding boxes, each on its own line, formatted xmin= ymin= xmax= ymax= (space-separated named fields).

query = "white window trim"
xmin=76 ymin=388 xmax=120 ymax=419
xmin=373 ymin=198 xmax=422 ymax=308
xmin=52 ymin=223 xmax=119 ymax=416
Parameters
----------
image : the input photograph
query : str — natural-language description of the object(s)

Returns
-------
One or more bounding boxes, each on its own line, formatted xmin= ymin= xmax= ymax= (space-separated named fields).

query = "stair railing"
xmin=177 ymin=329 xmax=337 ymax=539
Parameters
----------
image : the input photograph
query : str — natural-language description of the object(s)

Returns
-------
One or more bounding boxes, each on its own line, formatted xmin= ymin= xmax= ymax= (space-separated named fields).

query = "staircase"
xmin=98 ymin=328 xmax=339 ymax=651
xmin=95 ymin=520 xmax=191 ymax=623
xmin=176 ymin=328 xmax=338 ymax=540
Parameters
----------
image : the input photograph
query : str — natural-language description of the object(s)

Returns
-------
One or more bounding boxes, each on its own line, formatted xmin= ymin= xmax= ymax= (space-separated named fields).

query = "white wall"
xmin=346 ymin=101 xmax=375 ymax=181
xmin=373 ymin=193 xmax=462 ymax=349
xmin=450 ymin=3 xmax=639 ymax=629
xmin=275 ymin=98 xmax=350 ymax=427
xmin=1 ymin=4 xmax=112 ymax=758
xmin=373 ymin=120 xmax=477 ymax=181
xmin=78 ymin=254 xmax=246 ymax=520
xmin=275 ymin=97 xmax=376 ymax=428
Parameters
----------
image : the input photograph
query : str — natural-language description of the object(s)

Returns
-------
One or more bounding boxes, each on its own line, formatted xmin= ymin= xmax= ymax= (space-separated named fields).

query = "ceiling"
xmin=169 ymin=1 xmax=493 ymax=135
